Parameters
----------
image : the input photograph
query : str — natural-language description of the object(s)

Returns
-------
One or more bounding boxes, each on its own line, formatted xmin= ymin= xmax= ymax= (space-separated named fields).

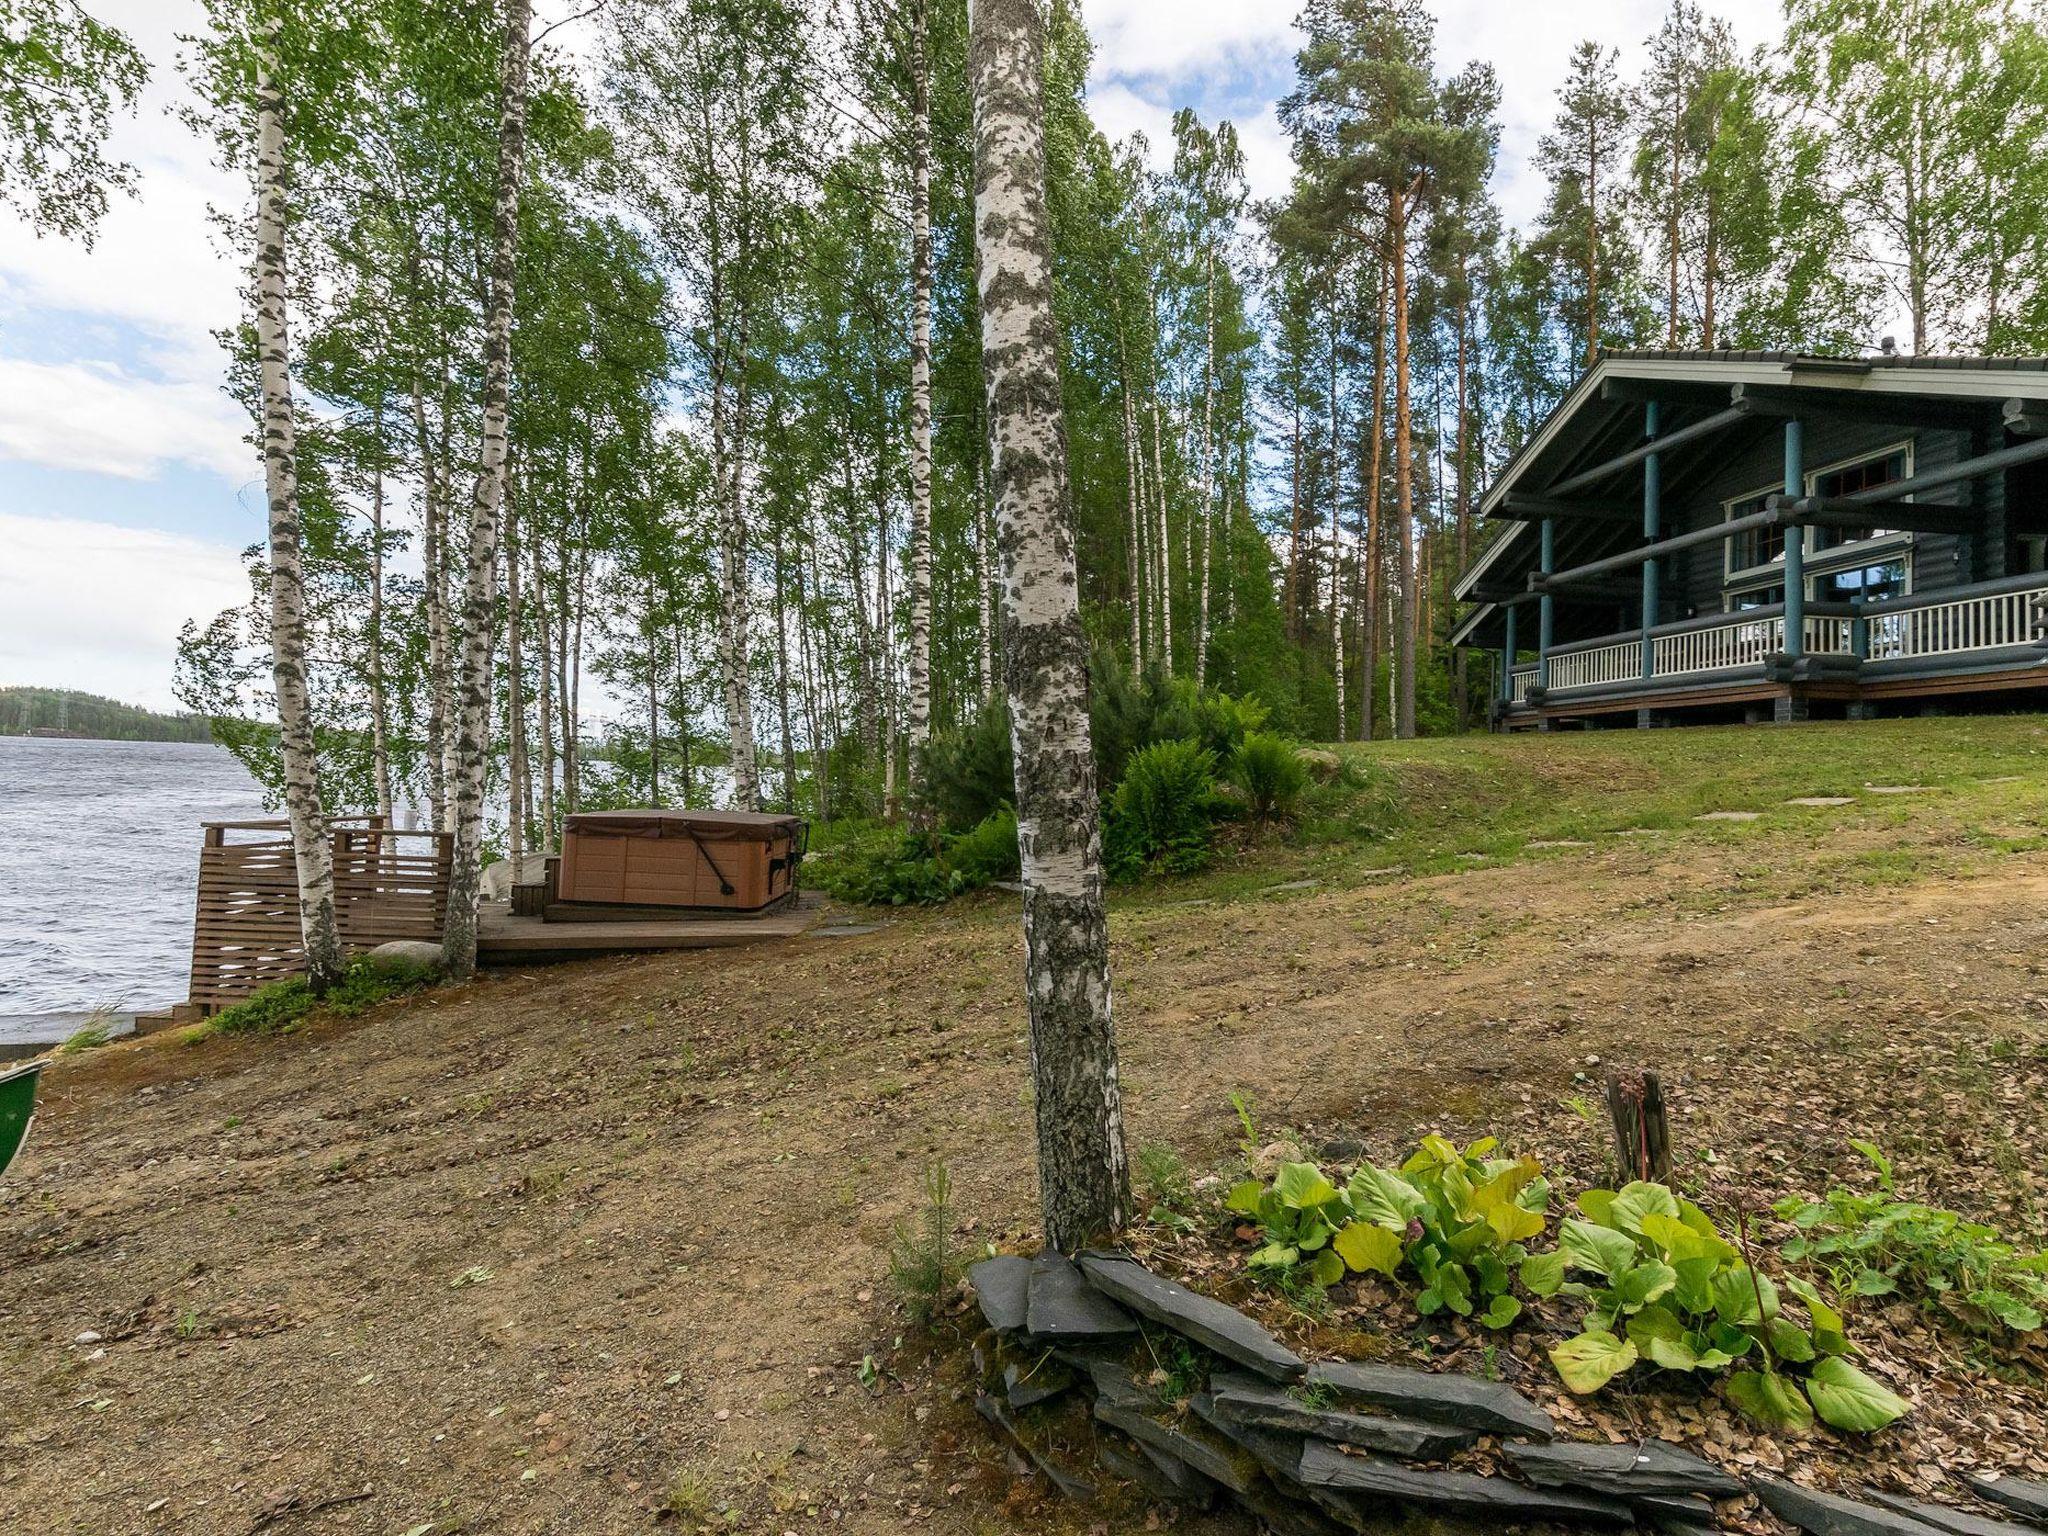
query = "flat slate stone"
xmin=1189 ymin=1391 xmax=1307 ymax=1478
xmin=1527 ymin=839 xmax=1594 ymax=849
xmin=969 ymin=1254 xmax=1032 ymax=1334
xmin=1863 ymin=1488 xmax=2046 ymax=1536
xmin=1208 ymin=1367 xmax=1478 ymax=1461
xmin=1092 ymin=1394 xmax=1257 ymax=1496
xmin=1076 ymin=1250 xmax=1305 ymax=1382
xmin=1296 ymin=1440 xmax=1633 ymax=1524
xmin=1305 ymin=1359 xmax=1554 ymax=1441
xmin=975 ymin=1391 xmax=1097 ymax=1502
xmin=1025 ymin=1251 xmax=1138 ymax=1342
xmin=1753 ymin=1475 xmax=1952 ymax=1536
xmin=1504 ymin=1438 xmax=1742 ymax=1500
xmin=1094 ymin=1433 xmax=1211 ymax=1505
xmin=1785 ymin=796 xmax=1856 ymax=807
xmin=1866 ymin=785 xmax=1930 ymax=794
xmin=1695 ymin=810 xmax=1761 ymax=822
xmin=1968 ymin=1475 xmax=2048 ymax=1525
xmin=1635 ymin=1491 xmax=1723 ymax=1534
xmin=1237 ymin=1475 xmax=1352 ymax=1536
xmin=1003 ymin=1358 xmax=1074 ymax=1411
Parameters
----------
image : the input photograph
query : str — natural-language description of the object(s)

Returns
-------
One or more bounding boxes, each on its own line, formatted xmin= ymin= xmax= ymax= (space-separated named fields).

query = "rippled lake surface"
xmin=0 ymin=737 xmax=265 ymax=1045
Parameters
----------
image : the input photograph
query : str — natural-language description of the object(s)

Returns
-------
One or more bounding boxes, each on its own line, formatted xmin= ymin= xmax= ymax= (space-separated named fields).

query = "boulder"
xmin=968 ymin=1254 xmax=1032 ymax=1334
xmin=1077 ymin=1251 xmax=1305 ymax=1383
xmin=480 ymin=852 xmax=552 ymax=901
xmin=1296 ymin=749 xmax=1343 ymax=781
xmin=1967 ymin=1475 xmax=2048 ymax=1525
xmin=1863 ymin=1489 xmax=2043 ymax=1536
xmin=1503 ymin=1439 xmax=1743 ymax=1500
xmin=1206 ymin=1367 xmax=1478 ymax=1460
xmin=1304 ymin=1359 xmax=1554 ymax=1441
xmin=1024 ymin=1252 xmax=1136 ymax=1342
xmin=1752 ymin=1476 xmax=1953 ymax=1536
xmin=361 ymin=940 xmax=444 ymax=975
xmin=1296 ymin=1440 xmax=1633 ymax=1525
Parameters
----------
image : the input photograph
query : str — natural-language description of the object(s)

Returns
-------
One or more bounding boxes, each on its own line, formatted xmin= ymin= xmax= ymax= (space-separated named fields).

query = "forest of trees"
xmin=6 ymin=0 xmax=2045 ymax=951
xmin=0 ymin=688 xmax=213 ymax=743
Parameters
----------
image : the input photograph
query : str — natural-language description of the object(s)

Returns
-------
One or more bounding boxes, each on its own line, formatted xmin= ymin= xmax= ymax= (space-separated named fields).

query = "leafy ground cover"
xmin=2 ymin=716 xmax=2046 ymax=1533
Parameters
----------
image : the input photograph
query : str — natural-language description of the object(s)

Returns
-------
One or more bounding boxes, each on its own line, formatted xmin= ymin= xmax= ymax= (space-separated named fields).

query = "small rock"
xmin=1784 ymin=796 xmax=1855 ymax=807
xmin=1865 ymin=784 xmax=1929 ymax=794
xmin=1694 ymin=811 xmax=1760 ymax=822
xmin=74 ymin=1330 xmax=102 ymax=1345
xmin=362 ymin=940 xmax=445 ymax=974
xmin=1001 ymin=1359 xmax=1073 ymax=1411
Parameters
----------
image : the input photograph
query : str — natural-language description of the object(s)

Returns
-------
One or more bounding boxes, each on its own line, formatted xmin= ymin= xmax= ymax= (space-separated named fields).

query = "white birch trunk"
xmin=969 ymin=0 xmax=1130 ymax=1251
xmin=253 ymin=25 xmax=344 ymax=991
xmin=367 ymin=403 xmax=394 ymax=828
xmin=1195 ymin=247 xmax=1215 ymax=689
xmin=443 ymin=0 xmax=532 ymax=978
xmin=904 ymin=0 xmax=935 ymax=824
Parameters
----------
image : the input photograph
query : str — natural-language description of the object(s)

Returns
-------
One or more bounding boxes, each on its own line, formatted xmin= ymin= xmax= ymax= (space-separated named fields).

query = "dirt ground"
xmin=4 ymin=749 xmax=2047 ymax=1535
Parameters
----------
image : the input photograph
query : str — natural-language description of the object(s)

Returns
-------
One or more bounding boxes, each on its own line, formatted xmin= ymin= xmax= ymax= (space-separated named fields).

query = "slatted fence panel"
xmin=188 ymin=822 xmax=453 ymax=1011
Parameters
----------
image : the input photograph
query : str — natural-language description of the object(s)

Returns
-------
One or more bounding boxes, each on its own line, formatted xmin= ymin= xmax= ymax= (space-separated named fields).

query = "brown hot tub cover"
xmin=557 ymin=809 xmax=807 ymax=912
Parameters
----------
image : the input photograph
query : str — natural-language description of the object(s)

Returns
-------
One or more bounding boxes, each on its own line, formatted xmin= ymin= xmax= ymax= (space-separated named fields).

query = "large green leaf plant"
xmin=1546 ymin=1181 xmax=1908 ymax=1434
xmin=1228 ymin=1136 xmax=1553 ymax=1328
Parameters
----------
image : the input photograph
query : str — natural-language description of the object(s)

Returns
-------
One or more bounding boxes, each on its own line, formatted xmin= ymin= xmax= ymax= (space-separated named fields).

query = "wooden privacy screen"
xmin=187 ymin=818 xmax=453 ymax=1011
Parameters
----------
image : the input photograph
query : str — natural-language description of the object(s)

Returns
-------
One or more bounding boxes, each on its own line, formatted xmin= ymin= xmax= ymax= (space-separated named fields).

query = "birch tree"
xmin=443 ymin=0 xmax=533 ymax=978
xmin=969 ymin=0 xmax=1129 ymax=1250
xmin=0 ymin=0 xmax=145 ymax=242
xmin=252 ymin=20 xmax=345 ymax=992
xmin=904 ymin=0 xmax=936 ymax=821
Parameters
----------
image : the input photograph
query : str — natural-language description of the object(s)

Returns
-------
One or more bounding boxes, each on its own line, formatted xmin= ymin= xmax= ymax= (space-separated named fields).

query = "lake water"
xmin=0 ymin=737 xmax=267 ymax=1047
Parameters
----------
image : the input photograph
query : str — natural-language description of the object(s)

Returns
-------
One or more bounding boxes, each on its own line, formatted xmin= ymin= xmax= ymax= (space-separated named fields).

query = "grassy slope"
xmin=1131 ymin=714 xmax=2048 ymax=908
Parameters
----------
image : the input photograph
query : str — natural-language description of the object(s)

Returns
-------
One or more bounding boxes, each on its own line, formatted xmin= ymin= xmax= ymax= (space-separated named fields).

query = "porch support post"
xmin=1538 ymin=517 xmax=1556 ymax=686
xmin=1501 ymin=602 xmax=1519 ymax=703
xmin=1641 ymin=402 xmax=1660 ymax=682
xmin=1782 ymin=418 xmax=1805 ymax=659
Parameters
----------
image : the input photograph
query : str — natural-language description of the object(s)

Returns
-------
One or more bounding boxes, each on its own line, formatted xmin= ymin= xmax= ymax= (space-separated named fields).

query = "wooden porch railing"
xmin=1864 ymin=578 xmax=2047 ymax=663
xmin=188 ymin=817 xmax=454 ymax=1012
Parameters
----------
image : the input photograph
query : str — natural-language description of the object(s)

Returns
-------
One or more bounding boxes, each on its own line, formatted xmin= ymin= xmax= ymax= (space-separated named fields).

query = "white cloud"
xmin=0 ymin=512 xmax=250 ymax=712
xmin=0 ymin=356 xmax=250 ymax=479
xmin=1085 ymin=0 xmax=1299 ymax=85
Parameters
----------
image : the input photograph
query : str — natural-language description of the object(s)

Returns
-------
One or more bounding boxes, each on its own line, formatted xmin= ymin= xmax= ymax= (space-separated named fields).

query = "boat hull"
xmin=0 ymin=1061 xmax=42 ymax=1179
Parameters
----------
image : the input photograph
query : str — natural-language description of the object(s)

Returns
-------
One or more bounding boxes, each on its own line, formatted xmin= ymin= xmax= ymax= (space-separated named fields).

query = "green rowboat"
xmin=0 ymin=1060 xmax=42 ymax=1179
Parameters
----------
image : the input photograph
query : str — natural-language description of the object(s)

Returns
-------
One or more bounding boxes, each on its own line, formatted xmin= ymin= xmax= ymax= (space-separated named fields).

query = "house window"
xmin=1726 ymin=582 xmax=1785 ymax=611
xmin=1811 ymin=448 xmax=1909 ymax=551
xmin=1817 ymin=558 xmax=1909 ymax=603
xmin=1724 ymin=490 xmax=1785 ymax=574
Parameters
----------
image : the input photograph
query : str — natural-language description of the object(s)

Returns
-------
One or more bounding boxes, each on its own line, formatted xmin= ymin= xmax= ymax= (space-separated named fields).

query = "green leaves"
xmin=1333 ymin=1221 xmax=1401 ymax=1277
xmin=1805 ymin=1357 xmax=1908 ymax=1431
xmin=1560 ymin=1218 xmax=1638 ymax=1278
xmin=1726 ymin=1369 xmax=1815 ymax=1432
xmin=1520 ymin=1250 xmax=1566 ymax=1297
xmin=1550 ymin=1330 xmax=1638 ymax=1394
xmin=1273 ymin=1161 xmax=1337 ymax=1210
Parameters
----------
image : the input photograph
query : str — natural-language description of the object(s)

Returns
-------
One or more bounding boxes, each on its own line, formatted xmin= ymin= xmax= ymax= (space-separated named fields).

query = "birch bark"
xmin=253 ymin=23 xmax=344 ymax=992
xmin=969 ymin=0 xmax=1130 ymax=1250
xmin=904 ymin=0 xmax=935 ymax=824
xmin=443 ymin=0 xmax=532 ymax=978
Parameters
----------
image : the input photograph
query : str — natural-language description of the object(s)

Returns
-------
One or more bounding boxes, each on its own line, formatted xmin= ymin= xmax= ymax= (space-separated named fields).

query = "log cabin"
xmin=1450 ymin=350 xmax=2048 ymax=729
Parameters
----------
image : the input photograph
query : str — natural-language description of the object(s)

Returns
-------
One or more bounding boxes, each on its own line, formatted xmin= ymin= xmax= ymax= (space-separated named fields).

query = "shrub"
xmin=1548 ymin=1180 xmax=1906 ymax=1433
xmin=918 ymin=696 xmax=1014 ymax=832
xmin=942 ymin=808 xmax=1021 ymax=889
xmin=1230 ymin=731 xmax=1308 ymax=820
xmin=1226 ymin=1135 xmax=1552 ymax=1329
xmin=1106 ymin=739 xmax=1219 ymax=880
xmin=1775 ymin=1141 xmax=2048 ymax=1334
xmin=1157 ymin=681 xmax=1269 ymax=763
xmin=808 ymin=826 xmax=951 ymax=907
xmin=207 ymin=956 xmax=439 ymax=1037
xmin=888 ymin=1162 xmax=963 ymax=1327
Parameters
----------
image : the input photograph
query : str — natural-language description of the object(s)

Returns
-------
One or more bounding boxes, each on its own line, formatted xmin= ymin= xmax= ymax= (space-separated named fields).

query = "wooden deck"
xmin=476 ymin=891 xmax=824 ymax=964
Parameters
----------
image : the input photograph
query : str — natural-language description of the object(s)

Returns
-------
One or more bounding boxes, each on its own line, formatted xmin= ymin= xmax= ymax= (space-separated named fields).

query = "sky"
xmin=0 ymin=0 xmax=1784 ymax=715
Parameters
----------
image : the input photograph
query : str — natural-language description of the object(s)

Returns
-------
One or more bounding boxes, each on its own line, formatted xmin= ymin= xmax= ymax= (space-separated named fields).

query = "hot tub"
xmin=555 ymin=810 xmax=807 ymax=913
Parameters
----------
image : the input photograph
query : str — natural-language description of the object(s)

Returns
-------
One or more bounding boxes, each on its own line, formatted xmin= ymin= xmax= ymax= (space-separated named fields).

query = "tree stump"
xmin=1605 ymin=1069 xmax=1672 ymax=1184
